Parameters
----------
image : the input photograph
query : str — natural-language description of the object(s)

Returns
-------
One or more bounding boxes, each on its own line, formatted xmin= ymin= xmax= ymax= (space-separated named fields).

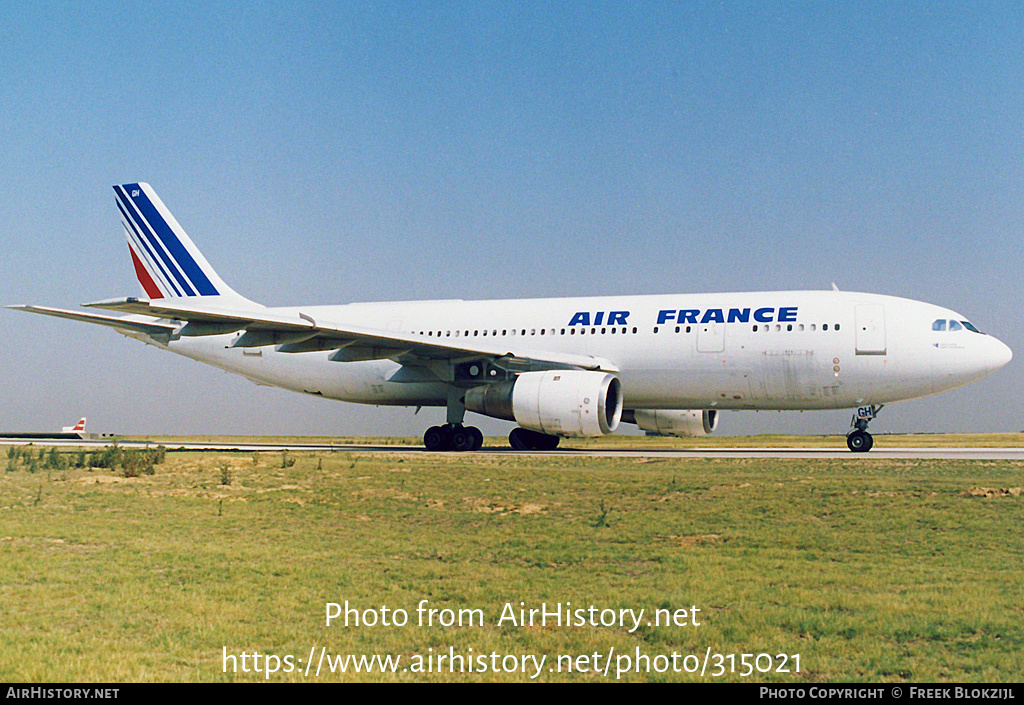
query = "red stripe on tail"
xmin=128 ymin=244 xmax=164 ymax=299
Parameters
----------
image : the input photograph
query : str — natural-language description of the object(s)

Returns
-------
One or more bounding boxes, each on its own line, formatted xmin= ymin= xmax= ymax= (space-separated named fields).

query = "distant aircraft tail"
xmin=61 ymin=418 xmax=86 ymax=433
xmin=113 ymin=183 xmax=250 ymax=303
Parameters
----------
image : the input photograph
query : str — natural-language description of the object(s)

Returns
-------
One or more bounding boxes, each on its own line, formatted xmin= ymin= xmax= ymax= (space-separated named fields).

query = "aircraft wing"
xmin=32 ymin=297 xmax=619 ymax=373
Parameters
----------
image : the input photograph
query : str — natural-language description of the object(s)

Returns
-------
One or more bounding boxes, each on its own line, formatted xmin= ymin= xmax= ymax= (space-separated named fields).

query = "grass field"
xmin=1 ymin=441 xmax=1022 ymax=682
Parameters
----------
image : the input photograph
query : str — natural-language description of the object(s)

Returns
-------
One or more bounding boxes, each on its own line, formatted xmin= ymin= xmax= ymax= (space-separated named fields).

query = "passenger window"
xmin=932 ymin=319 xmax=946 ymax=331
xmin=948 ymin=320 xmax=963 ymax=331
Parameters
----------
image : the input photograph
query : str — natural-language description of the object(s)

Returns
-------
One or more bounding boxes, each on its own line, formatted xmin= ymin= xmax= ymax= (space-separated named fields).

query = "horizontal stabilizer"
xmin=7 ymin=305 xmax=177 ymax=338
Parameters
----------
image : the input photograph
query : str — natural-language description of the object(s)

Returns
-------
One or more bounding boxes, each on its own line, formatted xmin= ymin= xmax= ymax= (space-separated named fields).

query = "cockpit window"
xmin=933 ymin=318 xmax=984 ymax=334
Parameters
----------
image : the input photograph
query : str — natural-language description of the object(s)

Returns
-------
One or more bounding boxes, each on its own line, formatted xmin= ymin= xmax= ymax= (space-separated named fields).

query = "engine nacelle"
xmin=628 ymin=409 xmax=719 ymax=437
xmin=465 ymin=370 xmax=622 ymax=437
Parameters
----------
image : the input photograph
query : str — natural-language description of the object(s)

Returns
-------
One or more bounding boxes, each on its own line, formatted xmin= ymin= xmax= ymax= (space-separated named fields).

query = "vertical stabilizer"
xmin=61 ymin=418 xmax=86 ymax=433
xmin=112 ymin=183 xmax=252 ymax=304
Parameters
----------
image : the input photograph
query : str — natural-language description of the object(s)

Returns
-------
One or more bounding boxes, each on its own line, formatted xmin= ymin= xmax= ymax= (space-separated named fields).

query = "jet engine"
xmin=465 ymin=370 xmax=622 ymax=437
xmin=626 ymin=409 xmax=719 ymax=436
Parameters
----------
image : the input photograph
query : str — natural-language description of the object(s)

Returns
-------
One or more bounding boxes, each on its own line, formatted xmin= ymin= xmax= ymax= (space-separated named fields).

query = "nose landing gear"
xmin=847 ymin=404 xmax=882 ymax=452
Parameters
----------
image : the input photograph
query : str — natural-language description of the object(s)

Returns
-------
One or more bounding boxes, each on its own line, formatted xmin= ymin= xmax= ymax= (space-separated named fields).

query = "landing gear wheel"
xmin=509 ymin=427 xmax=530 ymax=450
xmin=450 ymin=427 xmax=473 ymax=452
xmin=847 ymin=430 xmax=873 ymax=453
xmin=467 ymin=426 xmax=484 ymax=451
xmin=537 ymin=433 xmax=559 ymax=451
xmin=424 ymin=424 xmax=483 ymax=451
xmin=508 ymin=427 xmax=560 ymax=451
xmin=424 ymin=425 xmax=450 ymax=451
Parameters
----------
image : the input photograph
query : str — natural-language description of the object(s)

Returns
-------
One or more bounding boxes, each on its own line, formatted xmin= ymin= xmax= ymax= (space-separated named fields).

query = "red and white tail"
xmin=61 ymin=418 xmax=87 ymax=433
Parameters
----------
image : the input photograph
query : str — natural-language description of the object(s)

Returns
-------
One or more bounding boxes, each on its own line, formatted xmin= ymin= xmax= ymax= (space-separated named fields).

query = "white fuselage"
xmin=143 ymin=290 xmax=1011 ymax=416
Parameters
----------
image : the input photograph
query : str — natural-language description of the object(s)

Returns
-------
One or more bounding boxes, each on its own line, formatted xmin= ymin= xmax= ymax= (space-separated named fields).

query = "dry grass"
xmin=1 ymin=446 xmax=1021 ymax=682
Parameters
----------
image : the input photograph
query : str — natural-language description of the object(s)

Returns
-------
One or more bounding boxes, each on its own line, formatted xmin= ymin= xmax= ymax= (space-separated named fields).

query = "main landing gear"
xmin=421 ymin=425 xmax=562 ymax=451
xmin=421 ymin=388 xmax=559 ymax=452
xmin=846 ymin=404 xmax=882 ymax=453
xmin=423 ymin=424 xmax=484 ymax=452
xmin=422 ymin=388 xmax=483 ymax=452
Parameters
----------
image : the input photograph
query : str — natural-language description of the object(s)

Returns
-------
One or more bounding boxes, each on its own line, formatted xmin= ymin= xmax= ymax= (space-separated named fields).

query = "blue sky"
xmin=2 ymin=1 xmax=1021 ymax=437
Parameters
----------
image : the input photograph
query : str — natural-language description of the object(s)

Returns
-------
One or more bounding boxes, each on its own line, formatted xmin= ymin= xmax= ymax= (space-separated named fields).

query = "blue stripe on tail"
xmin=117 ymin=184 xmax=220 ymax=297
xmin=114 ymin=192 xmax=185 ymax=297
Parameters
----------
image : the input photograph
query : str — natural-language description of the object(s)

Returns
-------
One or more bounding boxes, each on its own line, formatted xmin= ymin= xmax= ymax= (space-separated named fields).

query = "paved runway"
xmin=558 ymin=447 xmax=1024 ymax=460
xmin=1 ymin=437 xmax=1021 ymax=460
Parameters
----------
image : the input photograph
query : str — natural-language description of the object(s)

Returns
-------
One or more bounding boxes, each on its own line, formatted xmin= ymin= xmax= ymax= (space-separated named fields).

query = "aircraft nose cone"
xmin=988 ymin=337 xmax=1013 ymax=373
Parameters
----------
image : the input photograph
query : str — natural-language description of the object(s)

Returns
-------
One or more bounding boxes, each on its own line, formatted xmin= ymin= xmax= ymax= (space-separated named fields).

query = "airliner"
xmin=10 ymin=183 xmax=1012 ymax=452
